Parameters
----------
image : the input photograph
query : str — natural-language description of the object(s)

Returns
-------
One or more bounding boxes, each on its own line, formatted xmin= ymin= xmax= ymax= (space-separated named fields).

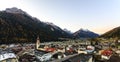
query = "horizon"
xmin=0 ymin=0 xmax=120 ymax=34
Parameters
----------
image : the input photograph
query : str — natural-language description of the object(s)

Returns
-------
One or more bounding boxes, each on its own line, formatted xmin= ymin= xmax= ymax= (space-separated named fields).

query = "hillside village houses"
xmin=0 ymin=37 xmax=120 ymax=62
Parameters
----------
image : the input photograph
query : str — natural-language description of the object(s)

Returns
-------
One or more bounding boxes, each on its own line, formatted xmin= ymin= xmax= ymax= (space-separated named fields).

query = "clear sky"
xmin=0 ymin=0 xmax=120 ymax=34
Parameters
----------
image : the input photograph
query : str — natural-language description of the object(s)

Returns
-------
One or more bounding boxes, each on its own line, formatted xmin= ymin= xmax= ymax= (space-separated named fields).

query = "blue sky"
xmin=0 ymin=0 xmax=120 ymax=34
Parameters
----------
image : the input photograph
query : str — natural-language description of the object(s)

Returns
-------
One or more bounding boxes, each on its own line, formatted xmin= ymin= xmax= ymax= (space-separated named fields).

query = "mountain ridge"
xmin=73 ymin=29 xmax=99 ymax=39
xmin=0 ymin=7 xmax=103 ymax=44
xmin=0 ymin=8 xmax=73 ymax=44
xmin=100 ymin=26 xmax=120 ymax=39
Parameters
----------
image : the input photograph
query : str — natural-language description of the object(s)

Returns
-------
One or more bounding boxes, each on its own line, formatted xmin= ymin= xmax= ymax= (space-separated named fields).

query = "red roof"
xmin=46 ymin=48 xmax=56 ymax=52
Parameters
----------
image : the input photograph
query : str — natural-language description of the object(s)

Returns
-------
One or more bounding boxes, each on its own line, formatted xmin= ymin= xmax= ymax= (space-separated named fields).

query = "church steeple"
xmin=36 ymin=36 xmax=40 ymax=49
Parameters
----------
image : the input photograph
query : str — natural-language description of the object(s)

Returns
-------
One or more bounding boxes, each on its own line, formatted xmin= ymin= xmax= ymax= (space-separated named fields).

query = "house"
xmin=0 ymin=53 xmax=18 ymax=62
xmin=54 ymin=54 xmax=93 ymax=62
xmin=36 ymin=51 xmax=66 ymax=62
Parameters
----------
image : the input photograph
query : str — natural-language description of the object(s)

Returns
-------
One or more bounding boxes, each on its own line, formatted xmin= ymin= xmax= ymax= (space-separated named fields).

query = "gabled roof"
xmin=0 ymin=53 xmax=17 ymax=61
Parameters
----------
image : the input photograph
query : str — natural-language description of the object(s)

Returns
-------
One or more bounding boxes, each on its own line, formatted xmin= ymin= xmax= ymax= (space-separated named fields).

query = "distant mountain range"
xmin=100 ymin=26 xmax=120 ymax=39
xmin=1 ymin=7 xmax=114 ymax=43
xmin=0 ymin=7 xmax=73 ymax=43
xmin=73 ymin=29 xmax=99 ymax=39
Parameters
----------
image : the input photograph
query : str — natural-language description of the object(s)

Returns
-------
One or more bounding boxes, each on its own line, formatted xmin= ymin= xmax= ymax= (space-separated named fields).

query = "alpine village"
xmin=0 ymin=8 xmax=120 ymax=62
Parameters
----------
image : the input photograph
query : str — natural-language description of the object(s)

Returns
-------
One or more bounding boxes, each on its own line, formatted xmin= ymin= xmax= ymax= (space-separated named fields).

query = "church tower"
xmin=36 ymin=36 xmax=40 ymax=49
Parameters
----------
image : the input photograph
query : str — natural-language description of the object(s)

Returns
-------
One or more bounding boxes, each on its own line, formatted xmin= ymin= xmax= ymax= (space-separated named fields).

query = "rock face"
xmin=73 ymin=29 xmax=99 ymax=39
xmin=0 ymin=7 xmax=72 ymax=44
xmin=100 ymin=26 xmax=120 ymax=38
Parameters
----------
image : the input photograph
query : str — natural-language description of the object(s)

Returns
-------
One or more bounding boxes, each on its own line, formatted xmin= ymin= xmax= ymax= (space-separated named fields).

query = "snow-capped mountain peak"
xmin=78 ymin=29 xmax=90 ymax=32
xmin=73 ymin=29 xmax=99 ymax=38
xmin=5 ymin=7 xmax=26 ymax=14
xmin=63 ymin=28 xmax=72 ymax=34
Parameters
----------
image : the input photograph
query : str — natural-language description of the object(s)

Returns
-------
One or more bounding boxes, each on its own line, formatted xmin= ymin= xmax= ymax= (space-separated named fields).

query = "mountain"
xmin=100 ymin=26 xmax=120 ymax=39
xmin=5 ymin=7 xmax=26 ymax=14
xmin=73 ymin=29 xmax=99 ymax=38
xmin=63 ymin=28 xmax=72 ymax=34
xmin=0 ymin=7 xmax=72 ymax=44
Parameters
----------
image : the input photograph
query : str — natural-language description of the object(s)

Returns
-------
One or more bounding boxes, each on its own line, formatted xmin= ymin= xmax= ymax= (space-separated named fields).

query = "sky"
xmin=0 ymin=0 xmax=120 ymax=34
